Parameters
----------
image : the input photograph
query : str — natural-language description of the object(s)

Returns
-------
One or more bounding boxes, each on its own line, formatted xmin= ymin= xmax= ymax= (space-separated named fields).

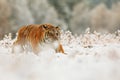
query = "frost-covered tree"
xmin=0 ymin=0 xmax=11 ymax=39
xmin=8 ymin=0 xmax=34 ymax=31
xmin=28 ymin=0 xmax=67 ymax=30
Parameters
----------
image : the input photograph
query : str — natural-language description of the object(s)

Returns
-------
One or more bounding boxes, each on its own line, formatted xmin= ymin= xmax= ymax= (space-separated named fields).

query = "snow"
xmin=0 ymin=31 xmax=120 ymax=80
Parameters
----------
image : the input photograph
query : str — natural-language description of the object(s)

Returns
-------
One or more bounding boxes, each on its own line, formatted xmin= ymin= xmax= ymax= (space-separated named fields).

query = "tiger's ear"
xmin=56 ymin=26 xmax=61 ymax=30
xmin=42 ymin=25 xmax=48 ymax=30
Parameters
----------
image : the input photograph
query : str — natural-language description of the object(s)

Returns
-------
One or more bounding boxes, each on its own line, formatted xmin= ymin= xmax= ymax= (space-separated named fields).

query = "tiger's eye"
xmin=56 ymin=33 xmax=58 ymax=36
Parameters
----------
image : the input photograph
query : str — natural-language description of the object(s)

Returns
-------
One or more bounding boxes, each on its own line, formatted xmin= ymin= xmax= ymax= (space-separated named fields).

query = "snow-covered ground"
xmin=0 ymin=30 xmax=120 ymax=80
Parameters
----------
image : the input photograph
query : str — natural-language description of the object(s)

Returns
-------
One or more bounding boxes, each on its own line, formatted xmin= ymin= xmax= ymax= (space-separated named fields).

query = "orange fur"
xmin=56 ymin=44 xmax=64 ymax=53
xmin=12 ymin=24 xmax=65 ymax=55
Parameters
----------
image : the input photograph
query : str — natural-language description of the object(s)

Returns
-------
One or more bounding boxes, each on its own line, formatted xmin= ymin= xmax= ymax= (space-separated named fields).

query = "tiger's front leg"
xmin=30 ymin=40 xmax=40 ymax=55
xmin=56 ymin=44 xmax=65 ymax=54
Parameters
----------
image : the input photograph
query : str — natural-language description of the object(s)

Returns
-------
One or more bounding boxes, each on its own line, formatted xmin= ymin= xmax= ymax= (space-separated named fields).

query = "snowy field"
xmin=0 ymin=30 xmax=120 ymax=80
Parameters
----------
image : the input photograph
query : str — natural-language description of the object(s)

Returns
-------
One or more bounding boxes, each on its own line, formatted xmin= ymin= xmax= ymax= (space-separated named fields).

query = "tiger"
xmin=12 ymin=24 xmax=65 ymax=55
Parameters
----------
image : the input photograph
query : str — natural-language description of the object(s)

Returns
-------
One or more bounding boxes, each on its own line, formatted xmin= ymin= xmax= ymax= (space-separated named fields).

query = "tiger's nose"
xmin=54 ymin=36 xmax=59 ymax=40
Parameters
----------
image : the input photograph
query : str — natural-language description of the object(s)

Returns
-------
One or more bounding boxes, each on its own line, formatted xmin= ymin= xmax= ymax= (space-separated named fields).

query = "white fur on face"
xmin=39 ymin=40 xmax=59 ymax=53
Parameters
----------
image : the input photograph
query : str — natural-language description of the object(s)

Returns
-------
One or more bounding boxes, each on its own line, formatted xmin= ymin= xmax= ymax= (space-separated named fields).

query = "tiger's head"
xmin=41 ymin=24 xmax=61 ymax=43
